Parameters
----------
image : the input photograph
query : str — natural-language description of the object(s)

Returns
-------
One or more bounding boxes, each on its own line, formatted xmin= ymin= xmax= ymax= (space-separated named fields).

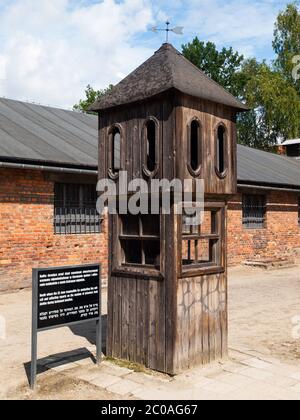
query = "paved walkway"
xmin=40 ymin=347 xmax=300 ymax=400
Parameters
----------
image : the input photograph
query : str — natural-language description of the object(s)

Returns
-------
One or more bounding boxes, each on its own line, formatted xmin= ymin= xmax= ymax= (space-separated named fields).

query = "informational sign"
xmin=36 ymin=265 xmax=100 ymax=330
xmin=31 ymin=264 xmax=101 ymax=389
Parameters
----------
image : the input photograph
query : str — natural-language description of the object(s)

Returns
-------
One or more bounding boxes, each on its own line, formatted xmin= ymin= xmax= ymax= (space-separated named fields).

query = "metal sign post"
xmin=30 ymin=264 xmax=102 ymax=390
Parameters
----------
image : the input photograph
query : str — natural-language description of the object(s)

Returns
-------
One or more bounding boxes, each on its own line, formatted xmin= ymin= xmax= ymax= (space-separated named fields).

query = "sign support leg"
xmin=31 ymin=269 xmax=38 ymax=390
xmin=96 ymin=266 xmax=102 ymax=365
xmin=31 ymin=329 xmax=37 ymax=390
xmin=96 ymin=319 xmax=102 ymax=365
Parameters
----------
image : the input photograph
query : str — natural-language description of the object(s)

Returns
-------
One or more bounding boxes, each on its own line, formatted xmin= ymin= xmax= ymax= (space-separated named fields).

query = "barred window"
xmin=242 ymin=194 xmax=266 ymax=229
xmin=54 ymin=183 xmax=101 ymax=235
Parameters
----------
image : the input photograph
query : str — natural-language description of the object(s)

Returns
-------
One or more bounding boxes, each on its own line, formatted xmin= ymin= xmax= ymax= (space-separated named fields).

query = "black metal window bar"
xmin=242 ymin=194 xmax=266 ymax=229
xmin=54 ymin=183 xmax=101 ymax=235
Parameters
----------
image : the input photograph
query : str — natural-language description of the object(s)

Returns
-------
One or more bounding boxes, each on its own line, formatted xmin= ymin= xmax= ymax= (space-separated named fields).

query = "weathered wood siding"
xmin=107 ymin=274 xmax=167 ymax=371
xmin=174 ymin=273 xmax=228 ymax=372
xmin=176 ymin=93 xmax=237 ymax=196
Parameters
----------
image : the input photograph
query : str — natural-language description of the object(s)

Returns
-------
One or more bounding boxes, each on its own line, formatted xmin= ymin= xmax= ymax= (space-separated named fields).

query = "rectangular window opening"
xmin=119 ymin=214 xmax=161 ymax=269
xmin=182 ymin=205 xmax=223 ymax=271
xmin=54 ymin=183 xmax=101 ymax=235
xmin=242 ymin=194 xmax=266 ymax=229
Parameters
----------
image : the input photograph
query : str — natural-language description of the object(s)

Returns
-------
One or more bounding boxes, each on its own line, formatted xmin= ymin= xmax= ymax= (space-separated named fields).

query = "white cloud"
xmin=0 ymin=0 xmax=154 ymax=107
xmin=0 ymin=0 xmax=288 ymax=107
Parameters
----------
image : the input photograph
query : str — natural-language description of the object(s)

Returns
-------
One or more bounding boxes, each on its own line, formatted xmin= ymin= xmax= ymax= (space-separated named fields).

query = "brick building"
xmin=0 ymin=97 xmax=300 ymax=291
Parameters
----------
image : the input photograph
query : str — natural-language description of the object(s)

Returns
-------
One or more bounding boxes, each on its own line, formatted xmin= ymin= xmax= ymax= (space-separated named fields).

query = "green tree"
xmin=73 ymin=84 xmax=113 ymax=113
xmin=182 ymin=38 xmax=245 ymax=97
xmin=273 ymin=2 xmax=300 ymax=92
xmin=238 ymin=59 xmax=300 ymax=148
xmin=182 ymin=7 xmax=300 ymax=151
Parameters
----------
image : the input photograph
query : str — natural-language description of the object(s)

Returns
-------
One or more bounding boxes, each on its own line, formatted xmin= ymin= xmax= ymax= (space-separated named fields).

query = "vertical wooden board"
xmin=156 ymin=279 xmax=166 ymax=372
xmin=111 ymin=276 xmax=118 ymax=358
xmin=114 ymin=278 xmax=122 ymax=359
xmin=175 ymin=103 xmax=184 ymax=180
xmin=126 ymin=116 xmax=134 ymax=181
xmin=148 ymin=279 xmax=158 ymax=369
xmin=136 ymin=279 xmax=144 ymax=365
xmin=208 ymin=275 xmax=216 ymax=362
xmin=201 ymin=276 xmax=210 ymax=364
xmin=106 ymin=275 xmax=114 ymax=357
xmin=121 ymin=278 xmax=129 ymax=360
xmin=215 ymin=275 xmax=222 ymax=359
xmin=220 ymin=273 xmax=228 ymax=358
xmin=188 ymin=279 xmax=196 ymax=369
xmin=128 ymin=278 xmax=137 ymax=362
xmin=148 ymin=279 xmax=166 ymax=372
xmin=133 ymin=115 xmax=141 ymax=180
xmin=142 ymin=279 xmax=149 ymax=367
xmin=181 ymin=279 xmax=190 ymax=370
xmin=174 ymin=280 xmax=184 ymax=373
xmin=194 ymin=277 xmax=203 ymax=366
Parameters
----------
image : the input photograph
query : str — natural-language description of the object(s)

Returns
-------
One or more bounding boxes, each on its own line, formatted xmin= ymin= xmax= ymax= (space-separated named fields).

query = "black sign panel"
xmin=34 ymin=264 xmax=100 ymax=330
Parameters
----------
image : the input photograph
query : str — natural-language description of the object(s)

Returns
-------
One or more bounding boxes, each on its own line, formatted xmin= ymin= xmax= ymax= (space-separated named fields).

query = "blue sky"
xmin=0 ymin=0 xmax=292 ymax=108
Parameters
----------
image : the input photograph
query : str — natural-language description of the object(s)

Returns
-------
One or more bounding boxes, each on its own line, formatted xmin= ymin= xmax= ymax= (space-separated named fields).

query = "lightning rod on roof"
xmin=150 ymin=21 xmax=184 ymax=43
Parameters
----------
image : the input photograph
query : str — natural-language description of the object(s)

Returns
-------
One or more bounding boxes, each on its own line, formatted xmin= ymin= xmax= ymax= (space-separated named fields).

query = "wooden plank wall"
xmin=174 ymin=273 xmax=228 ymax=372
xmin=177 ymin=93 xmax=237 ymax=196
xmin=107 ymin=274 xmax=166 ymax=372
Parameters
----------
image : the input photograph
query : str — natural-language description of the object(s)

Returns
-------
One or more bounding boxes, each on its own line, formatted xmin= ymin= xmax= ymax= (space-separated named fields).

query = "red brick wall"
xmin=0 ymin=168 xmax=108 ymax=291
xmin=228 ymin=189 xmax=300 ymax=265
xmin=1 ymin=168 xmax=300 ymax=291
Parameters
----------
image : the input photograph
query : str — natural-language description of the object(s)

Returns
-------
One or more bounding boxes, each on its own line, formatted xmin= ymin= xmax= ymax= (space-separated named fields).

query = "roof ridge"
xmin=0 ymin=96 xmax=77 ymax=113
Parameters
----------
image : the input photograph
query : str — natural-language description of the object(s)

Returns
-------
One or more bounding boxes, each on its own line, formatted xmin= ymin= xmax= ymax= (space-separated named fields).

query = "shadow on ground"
xmin=23 ymin=314 xmax=107 ymax=386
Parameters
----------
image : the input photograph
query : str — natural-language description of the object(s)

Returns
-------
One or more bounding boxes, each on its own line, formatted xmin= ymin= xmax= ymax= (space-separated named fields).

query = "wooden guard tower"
xmin=90 ymin=44 xmax=248 ymax=374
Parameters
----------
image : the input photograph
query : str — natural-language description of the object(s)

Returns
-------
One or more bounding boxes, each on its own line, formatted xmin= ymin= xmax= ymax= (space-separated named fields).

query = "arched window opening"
xmin=146 ymin=120 xmax=156 ymax=173
xmin=216 ymin=125 xmax=226 ymax=175
xmin=112 ymin=128 xmax=121 ymax=173
xmin=190 ymin=120 xmax=201 ymax=172
xmin=187 ymin=119 xmax=202 ymax=176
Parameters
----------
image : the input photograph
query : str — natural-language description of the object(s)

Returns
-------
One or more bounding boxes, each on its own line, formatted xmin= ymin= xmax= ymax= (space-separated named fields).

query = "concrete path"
xmin=40 ymin=347 xmax=300 ymax=400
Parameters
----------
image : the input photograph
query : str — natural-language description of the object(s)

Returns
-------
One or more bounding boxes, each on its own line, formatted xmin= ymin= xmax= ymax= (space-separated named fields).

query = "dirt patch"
xmin=267 ymin=341 xmax=300 ymax=363
xmin=6 ymin=371 xmax=120 ymax=400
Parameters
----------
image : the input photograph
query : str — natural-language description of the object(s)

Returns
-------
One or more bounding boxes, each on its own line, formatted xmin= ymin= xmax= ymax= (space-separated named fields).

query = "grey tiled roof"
xmin=0 ymin=97 xmax=97 ymax=168
xmin=237 ymin=144 xmax=300 ymax=188
xmin=1 ymin=97 xmax=300 ymax=189
xmin=89 ymin=43 xmax=248 ymax=112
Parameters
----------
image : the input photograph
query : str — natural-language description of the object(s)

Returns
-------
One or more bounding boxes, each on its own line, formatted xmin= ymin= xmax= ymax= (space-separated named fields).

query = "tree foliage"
xmin=273 ymin=2 xmax=300 ymax=92
xmin=182 ymin=3 xmax=300 ymax=150
xmin=182 ymin=38 xmax=245 ymax=98
xmin=73 ymin=84 xmax=113 ymax=113
xmin=238 ymin=59 xmax=300 ymax=148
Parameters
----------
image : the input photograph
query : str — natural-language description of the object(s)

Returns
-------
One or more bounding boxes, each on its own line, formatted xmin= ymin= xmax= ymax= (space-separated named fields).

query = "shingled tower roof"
xmin=90 ymin=43 xmax=248 ymax=112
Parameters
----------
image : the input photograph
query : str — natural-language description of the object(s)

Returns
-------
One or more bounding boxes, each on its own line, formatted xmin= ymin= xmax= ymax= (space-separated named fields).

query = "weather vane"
xmin=151 ymin=21 xmax=184 ymax=43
